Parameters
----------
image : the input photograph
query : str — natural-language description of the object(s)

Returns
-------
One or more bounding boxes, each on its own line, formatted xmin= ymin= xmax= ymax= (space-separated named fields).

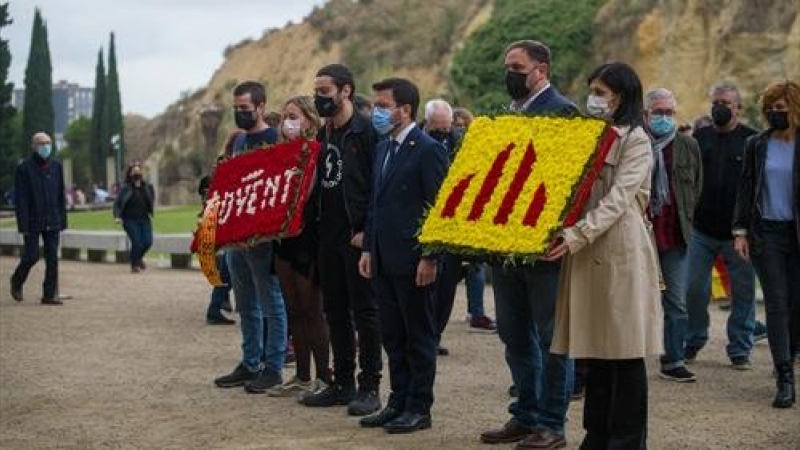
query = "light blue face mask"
xmin=371 ymin=107 xmax=395 ymax=135
xmin=649 ymin=114 xmax=675 ymax=137
xmin=37 ymin=144 xmax=52 ymax=159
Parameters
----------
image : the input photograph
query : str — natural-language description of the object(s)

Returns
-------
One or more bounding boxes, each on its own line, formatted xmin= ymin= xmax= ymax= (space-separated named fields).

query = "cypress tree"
xmin=89 ymin=49 xmax=107 ymax=185
xmin=21 ymin=8 xmax=54 ymax=152
xmin=0 ymin=2 xmax=18 ymax=200
xmin=105 ymin=32 xmax=124 ymax=180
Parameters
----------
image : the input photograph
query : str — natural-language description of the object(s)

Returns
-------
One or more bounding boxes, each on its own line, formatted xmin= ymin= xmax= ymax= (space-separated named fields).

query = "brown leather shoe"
xmin=516 ymin=430 xmax=566 ymax=449
xmin=480 ymin=420 xmax=533 ymax=444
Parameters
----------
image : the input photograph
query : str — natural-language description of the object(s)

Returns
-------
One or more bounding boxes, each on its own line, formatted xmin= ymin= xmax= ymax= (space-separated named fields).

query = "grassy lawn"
xmin=0 ymin=205 xmax=201 ymax=234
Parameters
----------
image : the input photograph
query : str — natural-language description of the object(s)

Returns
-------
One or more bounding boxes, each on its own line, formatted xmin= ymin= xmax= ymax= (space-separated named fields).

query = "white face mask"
xmin=586 ymin=94 xmax=610 ymax=118
xmin=282 ymin=118 xmax=303 ymax=140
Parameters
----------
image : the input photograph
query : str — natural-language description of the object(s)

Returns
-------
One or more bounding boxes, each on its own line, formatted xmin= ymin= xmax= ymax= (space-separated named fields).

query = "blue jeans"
xmin=492 ymin=261 xmax=573 ymax=435
xmin=226 ymin=243 xmax=287 ymax=373
xmin=122 ymin=218 xmax=153 ymax=267
xmin=685 ymin=229 xmax=756 ymax=359
xmin=206 ymin=252 xmax=232 ymax=320
xmin=465 ymin=263 xmax=487 ymax=317
xmin=11 ymin=230 xmax=60 ymax=299
xmin=659 ymin=247 xmax=689 ymax=370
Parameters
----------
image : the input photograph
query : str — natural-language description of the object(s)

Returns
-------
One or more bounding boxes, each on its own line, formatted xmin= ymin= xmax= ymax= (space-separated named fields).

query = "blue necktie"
xmin=382 ymin=140 xmax=399 ymax=176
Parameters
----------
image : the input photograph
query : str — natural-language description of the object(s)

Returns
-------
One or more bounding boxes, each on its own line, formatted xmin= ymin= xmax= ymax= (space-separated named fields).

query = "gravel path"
xmin=0 ymin=256 xmax=797 ymax=449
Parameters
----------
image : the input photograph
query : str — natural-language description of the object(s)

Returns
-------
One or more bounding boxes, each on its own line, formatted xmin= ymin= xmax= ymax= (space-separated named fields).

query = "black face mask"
xmin=234 ymin=110 xmax=258 ymax=130
xmin=315 ymin=94 xmax=339 ymax=118
xmin=428 ymin=130 xmax=451 ymax=143
xmin=711 ymin=103 xmax=733 ymax=127
xmin=766 ymin=110 xmax=790 ymax=131
xmin=505 ymin=71 xmax=530 ymax=101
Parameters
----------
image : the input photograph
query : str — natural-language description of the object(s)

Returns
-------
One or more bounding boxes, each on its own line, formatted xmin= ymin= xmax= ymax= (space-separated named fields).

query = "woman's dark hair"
xmin=587 ymin=62 xmax=644 ymax=127
xmin=124 ymin=164 xmax=142 ymax=183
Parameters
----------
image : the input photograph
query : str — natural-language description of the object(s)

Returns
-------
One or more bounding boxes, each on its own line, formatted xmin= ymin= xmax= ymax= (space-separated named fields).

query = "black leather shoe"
xmin=41 ymin=297 xmax=63 ymax=305
xmin=10 ymin=281 xmax=22 ymax=302
xmin=206 ymin=316 xmax=236 ymax=325
xmin=360 ymin=407 xmax=401 ymax=428
xmin=383 ymin=411 xmax=432 ymax=434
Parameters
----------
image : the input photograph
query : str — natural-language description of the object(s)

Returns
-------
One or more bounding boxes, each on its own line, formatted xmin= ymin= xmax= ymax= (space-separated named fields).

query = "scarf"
xmin=649 ymin=128 xmax=676 ymax=216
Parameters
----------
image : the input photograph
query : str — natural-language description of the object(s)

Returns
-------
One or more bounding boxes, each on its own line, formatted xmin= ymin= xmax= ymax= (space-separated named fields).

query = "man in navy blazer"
xmin=358 ymin=78 xmax=449 ymax=433
xmin=480 ymin=40 xmax=579 ymax=450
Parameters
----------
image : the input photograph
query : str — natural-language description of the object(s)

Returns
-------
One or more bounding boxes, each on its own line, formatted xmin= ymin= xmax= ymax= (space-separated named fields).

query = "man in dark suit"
xmin=358 ymin=78 xmax=449 ymax=433
xmin=480 ymin=40 xmax=579 ymax=450
xmin=10 ymin=132 xmax=67 ymax=305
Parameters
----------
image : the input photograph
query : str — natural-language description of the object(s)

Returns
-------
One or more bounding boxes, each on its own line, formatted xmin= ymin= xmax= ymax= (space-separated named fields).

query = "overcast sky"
xmin=6 ymin=0 xmax=326 ymax=117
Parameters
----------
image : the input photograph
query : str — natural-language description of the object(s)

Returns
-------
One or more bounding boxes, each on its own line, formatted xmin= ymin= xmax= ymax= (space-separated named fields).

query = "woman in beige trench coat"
xmin=543 ymin=62 xmax=663 ymax=450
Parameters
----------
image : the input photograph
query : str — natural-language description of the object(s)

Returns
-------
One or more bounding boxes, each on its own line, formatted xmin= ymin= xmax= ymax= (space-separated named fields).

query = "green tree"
xmin=21 ymin=8 xmax=54 ymax=152
xmin=0 ymin=2 xmax=19 ymax=202
xmin=449 ymin=0 xmax=602 ymax=112
xmin=89 ymin=48 xmax=107 ymax=184
xmin=62 ymin=116 xmax=92 ymax=189
xmin=105 ymin=32 xmax=124 ymax=180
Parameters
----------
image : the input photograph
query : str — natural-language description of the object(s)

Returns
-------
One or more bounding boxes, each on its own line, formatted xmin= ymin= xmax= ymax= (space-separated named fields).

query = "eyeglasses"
xmin=649 ymin=109 xmax=675 ymax=116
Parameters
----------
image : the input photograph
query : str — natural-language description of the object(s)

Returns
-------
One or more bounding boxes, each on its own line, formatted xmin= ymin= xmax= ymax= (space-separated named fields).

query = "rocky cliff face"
xmin=593 ymin=0 xmax=799 ymax=125
xmin=137 ymin=0 xmax=799 ymax=203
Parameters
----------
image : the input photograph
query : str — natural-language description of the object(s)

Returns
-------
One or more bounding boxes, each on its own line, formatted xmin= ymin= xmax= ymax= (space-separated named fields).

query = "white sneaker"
xmin=267 ymin=376 xmax=312 ymax=397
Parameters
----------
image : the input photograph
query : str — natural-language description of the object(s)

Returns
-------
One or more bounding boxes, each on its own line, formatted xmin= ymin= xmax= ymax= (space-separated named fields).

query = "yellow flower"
xmin=419 ymin=115 xmax=606 ymax=261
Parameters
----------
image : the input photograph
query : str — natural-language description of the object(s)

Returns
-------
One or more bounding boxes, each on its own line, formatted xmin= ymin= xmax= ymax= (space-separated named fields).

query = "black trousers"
xmin=11 ymin=230 xmax=60 ymax=300
xmin=580 ymin=358 xmax=647 ymax=450
xmin=317 ymin=241 xmax=382 ymax=389
xmin=376 ymin=273 xmax=437 ymax=415
xmin=434 ymin=253 xmax=461 ymax=342
xmin=751 ymin=221 xmax=800 ymax=365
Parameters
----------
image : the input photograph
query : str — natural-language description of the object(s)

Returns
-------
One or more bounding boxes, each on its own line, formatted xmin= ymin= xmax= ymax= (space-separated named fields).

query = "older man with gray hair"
xmin=685 ymin=82 xmax=759 ymax=370
xmin=423 ymin=99 xmax=496 ymax=355
xmin=644 ymin=88 xmax=703 ymax=382
xmin=10 ymin=132 xmax=67 ymax=305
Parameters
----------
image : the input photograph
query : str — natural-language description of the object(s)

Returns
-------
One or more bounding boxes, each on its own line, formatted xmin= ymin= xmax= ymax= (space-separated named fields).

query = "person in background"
xmin=113 ymin=163 xmax=155 ymax=274
xmin=199 ymin=141 xmax=236 ymax=326
xmin=212 ymin=81 xmax=287 ymax=395
xmin=265 ymin=111 xmax=283 ymax=129
xmin=733 ymin=80 xmax=799 ymax=409
xmin=423 ymin=99 xmax=496 ymax=358
xmin=544 ymin=61 xmax=662 ymax=449
xmin=10 ymin=132 xmax=67 ymax=305
xmin=685 ymin=83 xmax=759 ymax=369
xmin=354 ymin=94 xmax=374 ymax=118
xmin=453 ymin=107 xmax=474 ymax=135
xmin=449 ymin=106 xmax=493 ymax=330
xmin=643 ymin=88 xmax=703 ymax=383
xmin=358 ymin=77 xmax=449 ymax=433
xmin=268 ymin=95 xmax=331 ymax=398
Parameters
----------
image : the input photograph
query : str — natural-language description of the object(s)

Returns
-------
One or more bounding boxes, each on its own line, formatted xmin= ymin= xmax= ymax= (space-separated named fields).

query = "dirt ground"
xmin=0 ymin=256 xmax=798 ymax=450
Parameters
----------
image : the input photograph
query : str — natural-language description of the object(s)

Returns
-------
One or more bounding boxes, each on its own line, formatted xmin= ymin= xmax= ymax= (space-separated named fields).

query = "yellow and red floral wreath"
xmin=419 ymin=115 xmax=614 ymax=262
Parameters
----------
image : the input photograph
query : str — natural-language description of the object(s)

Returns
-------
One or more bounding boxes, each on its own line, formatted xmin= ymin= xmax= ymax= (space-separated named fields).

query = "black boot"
xmin=773 ymin=362 xmax=795 ymax=409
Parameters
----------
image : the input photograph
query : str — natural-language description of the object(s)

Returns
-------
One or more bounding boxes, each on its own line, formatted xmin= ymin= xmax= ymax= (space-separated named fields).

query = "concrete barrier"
xmin=0 ymin=229 xmax=194 ymax=268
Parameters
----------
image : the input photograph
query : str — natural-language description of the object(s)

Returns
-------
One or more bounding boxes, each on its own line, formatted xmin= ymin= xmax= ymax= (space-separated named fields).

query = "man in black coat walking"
xmin=10 ymin=132 xmax=67 ymax=305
